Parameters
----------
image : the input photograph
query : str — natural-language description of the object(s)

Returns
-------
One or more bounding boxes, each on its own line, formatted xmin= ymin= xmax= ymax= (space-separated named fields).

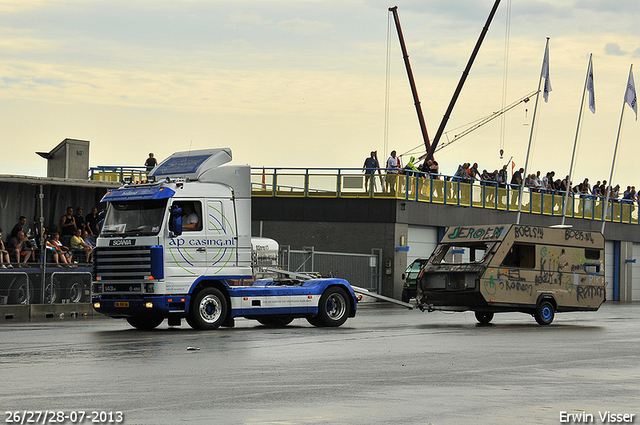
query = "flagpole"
xmin=601 ymin=64 xmax=633 ymax=234
xmin=517 ymin=38 xmax=549 ymax=224
xmin=561 ymin=54 xmax=592 ymax=225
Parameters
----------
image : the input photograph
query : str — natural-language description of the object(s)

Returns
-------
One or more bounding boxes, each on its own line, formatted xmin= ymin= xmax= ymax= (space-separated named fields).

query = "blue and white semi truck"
xmin=92 ymin=149 xmax=358 ymax=330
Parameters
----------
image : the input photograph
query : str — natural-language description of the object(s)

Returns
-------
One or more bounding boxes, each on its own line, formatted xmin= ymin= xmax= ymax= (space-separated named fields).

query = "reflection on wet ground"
xmin=0 ymin=303 xmax=638 ymax=425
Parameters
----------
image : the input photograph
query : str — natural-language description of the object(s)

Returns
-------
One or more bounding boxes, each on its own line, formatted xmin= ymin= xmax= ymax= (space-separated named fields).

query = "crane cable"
xmin=383 ymin=12 xmax=393 ymax=159
xmin=399 ymin=90 xmax=537 ymax=159
xmin=499 ymin=0 xmax=512 ymax=158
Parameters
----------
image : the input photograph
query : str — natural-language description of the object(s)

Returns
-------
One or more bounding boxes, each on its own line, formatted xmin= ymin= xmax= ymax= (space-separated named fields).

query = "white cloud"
xmin=276 ymin=18 xmax=332 ymax=36
xmin=227 ymin=11 xmax=272 ymax=30
xmin=605 ymin=43 xmax=626 ymax=56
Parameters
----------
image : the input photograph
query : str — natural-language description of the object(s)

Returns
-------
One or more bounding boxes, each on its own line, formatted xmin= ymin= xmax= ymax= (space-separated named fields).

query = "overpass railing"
xmin=89 ymin=166 xmax=149 ymax=182
xmin=250 ymin=168 xmax=638 ymax=225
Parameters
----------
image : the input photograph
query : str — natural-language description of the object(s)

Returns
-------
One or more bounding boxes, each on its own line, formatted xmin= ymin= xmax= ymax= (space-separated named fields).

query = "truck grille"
xmin=94 ymin=246 xmax=152 ymax=281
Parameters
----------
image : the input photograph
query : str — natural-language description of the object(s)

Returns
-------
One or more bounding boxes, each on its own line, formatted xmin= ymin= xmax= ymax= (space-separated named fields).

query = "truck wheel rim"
xmin=542 ymin=305 xmax=552 ymax=321
xmin=45 ymin=284 xmax=57 ymax=304
xmin=326 ymin=293 xmax=346 ymax=320
xmin=199 ymin=295 xmax=222 ymax=323
xmin=69 ymin=282 xmax=83 ymax=303
xmin=17 ymin=284 xmax=29 ymax=305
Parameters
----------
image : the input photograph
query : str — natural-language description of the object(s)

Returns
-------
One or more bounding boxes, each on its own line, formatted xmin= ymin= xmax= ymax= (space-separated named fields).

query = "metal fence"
xmin=279 ymin=246 xmax=382 ymax=292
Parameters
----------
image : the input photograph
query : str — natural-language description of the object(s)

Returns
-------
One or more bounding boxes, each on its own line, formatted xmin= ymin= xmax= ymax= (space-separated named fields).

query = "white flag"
xmin=625 ymin=68 xmax=637 ymax=120
xmin=587 ymin=56 xmax=595 ymax=114
xmin=542 ymin=42 xmax=552 ymax=102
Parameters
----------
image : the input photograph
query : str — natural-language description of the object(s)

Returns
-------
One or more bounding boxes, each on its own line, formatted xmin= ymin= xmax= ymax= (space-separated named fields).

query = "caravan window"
xmin=501 ymin=243 xmax=536 ymax=269
xmin=585 ymin=249 xmax=600 ymax=260
xmin=432 ymin=243 xmax=493 ymax=265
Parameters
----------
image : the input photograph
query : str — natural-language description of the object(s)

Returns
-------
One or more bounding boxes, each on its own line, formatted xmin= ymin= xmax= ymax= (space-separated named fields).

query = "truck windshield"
xmin=101 ymin=199 xmax=167 ymax=236
xmin=432 ymin=243 xmax=494 ymax=265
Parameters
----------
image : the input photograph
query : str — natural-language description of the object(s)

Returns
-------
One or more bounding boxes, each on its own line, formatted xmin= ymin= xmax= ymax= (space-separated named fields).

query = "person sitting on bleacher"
xmin=70 ymin=228 xmax=93 ymax=263
xmin=0 ymin=227 xmax=13 ymax=268
xmin=9 ymin=231 xmax=33 ymax=264
xmin=49 ymin=233 xmax=73 ymax=264
xmin=46 ymin=232 xmax=70 ymax=266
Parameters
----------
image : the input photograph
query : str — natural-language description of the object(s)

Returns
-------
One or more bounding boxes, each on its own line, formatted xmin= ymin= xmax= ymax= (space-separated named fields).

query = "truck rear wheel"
xmin=188 ymin=287 xmax=228 ymax=330
xmin=306 ymin=315 xmax=325 ymax=327
xmin=312 ymin=286 xmax=349 ymax=327
xmin=126 ymin=316 xmax=164 ymax=330
xmin=534 ymin=300 xmax=555 ymax=325
xmin=474 ymin=311 xmax=494 ymax=325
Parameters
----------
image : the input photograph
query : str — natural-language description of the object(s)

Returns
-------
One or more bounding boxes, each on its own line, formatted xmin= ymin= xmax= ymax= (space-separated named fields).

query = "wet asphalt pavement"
xmin=1 ymin=302 xmax=639 ymax=425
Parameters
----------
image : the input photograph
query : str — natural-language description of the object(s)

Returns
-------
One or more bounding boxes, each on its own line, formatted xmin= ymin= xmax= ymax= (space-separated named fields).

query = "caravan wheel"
xmin=534 ymin=300 xmax=555 ymax=325
xmin=474 ymin=311 xmax=494 ymax=325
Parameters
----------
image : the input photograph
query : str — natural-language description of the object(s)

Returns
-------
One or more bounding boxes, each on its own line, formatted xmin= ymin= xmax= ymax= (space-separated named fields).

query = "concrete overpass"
xmin=249 ymin=168 xmax=640 ymax=302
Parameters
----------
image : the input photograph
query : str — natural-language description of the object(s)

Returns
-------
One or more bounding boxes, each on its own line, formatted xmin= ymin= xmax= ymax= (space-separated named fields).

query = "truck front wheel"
xmin=188 ymin=287 xmax=228 ymax=330
xmin=126 ymin=316 xmax=164 ymax=330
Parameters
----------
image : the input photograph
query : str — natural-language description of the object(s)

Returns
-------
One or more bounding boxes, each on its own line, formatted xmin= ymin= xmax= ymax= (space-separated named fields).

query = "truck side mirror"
xmin=402 ymin=273 xmax=406 ymax=280
xmin=169 ymin=205 xmax=182 ymax=236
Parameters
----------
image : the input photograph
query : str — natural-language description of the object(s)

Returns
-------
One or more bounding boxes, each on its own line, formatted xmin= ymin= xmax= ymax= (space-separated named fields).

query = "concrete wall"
xmin=46 ymin=139 xmax=90 ymax=180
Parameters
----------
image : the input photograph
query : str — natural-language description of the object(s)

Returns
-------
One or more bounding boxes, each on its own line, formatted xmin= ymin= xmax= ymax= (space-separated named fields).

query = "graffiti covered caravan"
xmin=416 ymin=225 xmax=605 ymax=325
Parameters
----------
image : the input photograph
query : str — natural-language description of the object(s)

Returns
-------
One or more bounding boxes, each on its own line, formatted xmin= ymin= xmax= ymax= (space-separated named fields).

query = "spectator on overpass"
xmin=145 ymin=153 xmax=158 ymax=172
xmin=385 ymin=150 xmax=401 ymax=193
xmin=362 ymin=151 xmax=381 ymax=192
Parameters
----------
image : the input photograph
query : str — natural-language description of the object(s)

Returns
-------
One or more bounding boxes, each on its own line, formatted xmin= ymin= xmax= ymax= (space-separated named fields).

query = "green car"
xmin=401 ymin=258 xmax=428 ymax=303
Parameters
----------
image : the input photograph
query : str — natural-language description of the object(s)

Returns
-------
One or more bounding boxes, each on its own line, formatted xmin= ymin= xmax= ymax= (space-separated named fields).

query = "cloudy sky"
xmin=1 ymin=0 xmax=639 ymax=188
